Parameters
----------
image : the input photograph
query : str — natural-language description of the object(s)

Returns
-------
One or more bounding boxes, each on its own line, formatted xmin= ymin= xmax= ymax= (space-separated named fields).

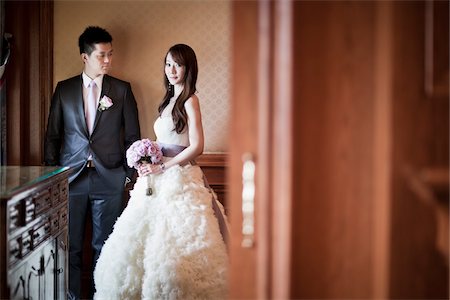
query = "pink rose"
xmin=126 ymin=139 xmax=163 ymax=169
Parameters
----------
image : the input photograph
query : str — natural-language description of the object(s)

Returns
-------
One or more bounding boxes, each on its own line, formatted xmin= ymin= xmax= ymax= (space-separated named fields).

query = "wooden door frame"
xmin=229 ymin=1 xmax=293 ymax=299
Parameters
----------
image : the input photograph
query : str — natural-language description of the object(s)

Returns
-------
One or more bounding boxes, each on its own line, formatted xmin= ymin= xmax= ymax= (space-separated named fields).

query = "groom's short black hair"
xmin=78 ymin=26 xmax=113 ymax=55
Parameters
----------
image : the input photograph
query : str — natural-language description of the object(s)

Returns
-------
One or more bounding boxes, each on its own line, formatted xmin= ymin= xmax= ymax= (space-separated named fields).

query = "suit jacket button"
xmin=89 ymin=140 xmax=92 ymax=144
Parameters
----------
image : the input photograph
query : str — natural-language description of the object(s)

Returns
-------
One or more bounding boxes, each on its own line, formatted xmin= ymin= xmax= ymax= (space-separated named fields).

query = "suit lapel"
xmin=92 ymin=75 xmax=111 ymax=134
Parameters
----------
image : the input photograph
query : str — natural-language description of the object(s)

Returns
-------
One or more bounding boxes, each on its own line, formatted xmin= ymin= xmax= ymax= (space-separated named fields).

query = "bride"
xmin=93 ymin=44 xmax=228 ymax=299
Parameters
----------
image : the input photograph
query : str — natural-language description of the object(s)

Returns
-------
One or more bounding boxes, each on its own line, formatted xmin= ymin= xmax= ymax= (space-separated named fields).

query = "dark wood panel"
xmin=4 ymin=1 xmax=53 ymax=166
xmin=390 ymin=2 xmax=449 ymax=298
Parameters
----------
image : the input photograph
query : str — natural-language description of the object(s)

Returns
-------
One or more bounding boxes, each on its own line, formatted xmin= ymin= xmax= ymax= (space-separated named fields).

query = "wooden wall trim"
xmin=196 ymin=152 xmax=227 ymax=167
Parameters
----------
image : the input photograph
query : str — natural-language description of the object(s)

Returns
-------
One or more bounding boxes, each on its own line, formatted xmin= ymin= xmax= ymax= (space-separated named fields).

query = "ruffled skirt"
xmin=93 ymin=164 xmax=228 ymax=300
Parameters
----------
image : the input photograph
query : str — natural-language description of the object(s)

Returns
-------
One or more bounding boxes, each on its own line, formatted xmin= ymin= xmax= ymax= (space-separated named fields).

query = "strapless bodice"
xmin=153 ymin=99 xmax=189 ymax=147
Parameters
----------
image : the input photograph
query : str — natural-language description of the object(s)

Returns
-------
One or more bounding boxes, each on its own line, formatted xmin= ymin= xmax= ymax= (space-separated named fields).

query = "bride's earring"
xmin=168 ymin=84 xmax=174 ymax=97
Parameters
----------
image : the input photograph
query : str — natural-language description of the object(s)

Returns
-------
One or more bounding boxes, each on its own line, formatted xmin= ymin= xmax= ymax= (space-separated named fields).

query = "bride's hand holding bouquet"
xmin=126 ymin=139 xmax=163 ymax=195
xmin=138 ymin=162 xmax=164 ymax=176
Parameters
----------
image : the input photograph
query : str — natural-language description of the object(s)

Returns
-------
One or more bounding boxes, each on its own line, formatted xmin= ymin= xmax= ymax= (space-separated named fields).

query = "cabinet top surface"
xmin=0 ymin=166 xmax=70 ymax=198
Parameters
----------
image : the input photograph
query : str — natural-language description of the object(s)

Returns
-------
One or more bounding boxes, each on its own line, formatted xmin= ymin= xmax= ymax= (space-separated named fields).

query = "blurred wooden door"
xmin=229 ymin=2 xmax=396 ymax=299
xmin=229 ymin=1 xmax=293 ymax=299
xmin=229 ymin=1 xmax=448 ymax=299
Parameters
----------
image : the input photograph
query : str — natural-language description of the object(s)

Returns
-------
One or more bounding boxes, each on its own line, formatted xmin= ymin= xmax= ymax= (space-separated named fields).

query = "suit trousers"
xmin=68 ymin=167 xmax=124 ymax=299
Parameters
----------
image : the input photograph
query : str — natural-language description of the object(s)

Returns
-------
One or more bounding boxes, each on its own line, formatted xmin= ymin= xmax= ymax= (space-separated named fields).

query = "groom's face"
xmin=82 ymin=42 xmax=113 ymax=78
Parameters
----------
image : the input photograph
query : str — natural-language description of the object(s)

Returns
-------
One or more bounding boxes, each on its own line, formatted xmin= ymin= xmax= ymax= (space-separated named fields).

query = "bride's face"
xmin=165 ymin=52 xmax=186 ymax=85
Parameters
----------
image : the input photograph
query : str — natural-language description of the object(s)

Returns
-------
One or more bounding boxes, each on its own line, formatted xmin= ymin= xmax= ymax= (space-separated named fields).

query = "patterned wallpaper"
xmin=54 ymin=1 xmax=230 ymax=153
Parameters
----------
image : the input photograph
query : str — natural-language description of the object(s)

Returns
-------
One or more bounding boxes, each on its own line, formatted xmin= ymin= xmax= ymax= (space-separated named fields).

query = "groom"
xmin=44 ymin=26 xmax=140 ymax=299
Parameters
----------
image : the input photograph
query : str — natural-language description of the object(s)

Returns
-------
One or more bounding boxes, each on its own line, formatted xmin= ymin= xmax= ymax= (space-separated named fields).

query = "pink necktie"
xmin=86 ymin=80 xmax=97 ymax=134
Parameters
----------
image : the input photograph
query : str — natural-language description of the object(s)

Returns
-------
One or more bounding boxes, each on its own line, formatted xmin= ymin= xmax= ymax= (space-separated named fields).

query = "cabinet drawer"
xmin=8 ymin=237 xmax=21 ymax=265
xmin=51 ymin=212 xmax=60 ymax=233
xmin=24 ymin=197 xmax=35 ymax=224
xmin=32 ymin=219 xmax=51 ymax=248
xmin=8 ymin=202 xmax=23 ymax=233
xmin=34 ymin=188 xmax=52 ymax=215
xmin=59 ymin=206 xmax=68 ymax=228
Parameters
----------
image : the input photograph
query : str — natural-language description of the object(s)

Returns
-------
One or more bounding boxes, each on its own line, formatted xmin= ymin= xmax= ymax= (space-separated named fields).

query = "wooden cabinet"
xmin=0 ymin=166 xmax=70 ymax=299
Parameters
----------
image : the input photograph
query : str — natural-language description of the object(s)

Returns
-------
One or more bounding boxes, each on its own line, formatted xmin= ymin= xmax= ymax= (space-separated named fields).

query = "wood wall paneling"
xmin=39 ymin=1 xmax=54 ymax=165
xmin=4 ymin=1 xmax=53 ymax=166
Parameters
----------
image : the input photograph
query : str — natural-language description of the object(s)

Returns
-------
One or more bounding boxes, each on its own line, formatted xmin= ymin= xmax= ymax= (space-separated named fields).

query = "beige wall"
xmin=54 ymin=1 xmax=230 ymax=152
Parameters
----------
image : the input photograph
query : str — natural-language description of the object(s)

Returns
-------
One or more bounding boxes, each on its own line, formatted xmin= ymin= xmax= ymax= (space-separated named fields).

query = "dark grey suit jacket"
xmin=44 ymin=74 xmax=140 ymax=188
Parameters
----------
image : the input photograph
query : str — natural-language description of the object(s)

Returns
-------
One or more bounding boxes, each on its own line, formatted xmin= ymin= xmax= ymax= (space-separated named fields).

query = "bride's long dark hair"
xmin=158 ymin=44 xmax=198 ymax=134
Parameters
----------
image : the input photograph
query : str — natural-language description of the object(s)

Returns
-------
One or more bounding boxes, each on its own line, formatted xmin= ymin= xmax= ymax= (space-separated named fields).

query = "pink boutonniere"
xmin=98 ymin=95 xmax=113 ymax=111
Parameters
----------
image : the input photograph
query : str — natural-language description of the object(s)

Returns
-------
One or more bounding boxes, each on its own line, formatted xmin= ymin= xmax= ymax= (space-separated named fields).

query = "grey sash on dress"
xmin=160 ymin=143 xmax=187 ymax=158
xmin=159 ymin=142 xmax=229 ymax=246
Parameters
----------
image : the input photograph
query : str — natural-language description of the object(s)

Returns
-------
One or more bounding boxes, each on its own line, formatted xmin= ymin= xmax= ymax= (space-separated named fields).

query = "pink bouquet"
xmin=126 ymin=139 xmax=163 ymax=169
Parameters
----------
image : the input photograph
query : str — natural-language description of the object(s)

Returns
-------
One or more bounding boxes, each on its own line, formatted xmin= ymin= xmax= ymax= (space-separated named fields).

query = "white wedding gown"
xmin=94 ymin=99 xmax=228 ymax=300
